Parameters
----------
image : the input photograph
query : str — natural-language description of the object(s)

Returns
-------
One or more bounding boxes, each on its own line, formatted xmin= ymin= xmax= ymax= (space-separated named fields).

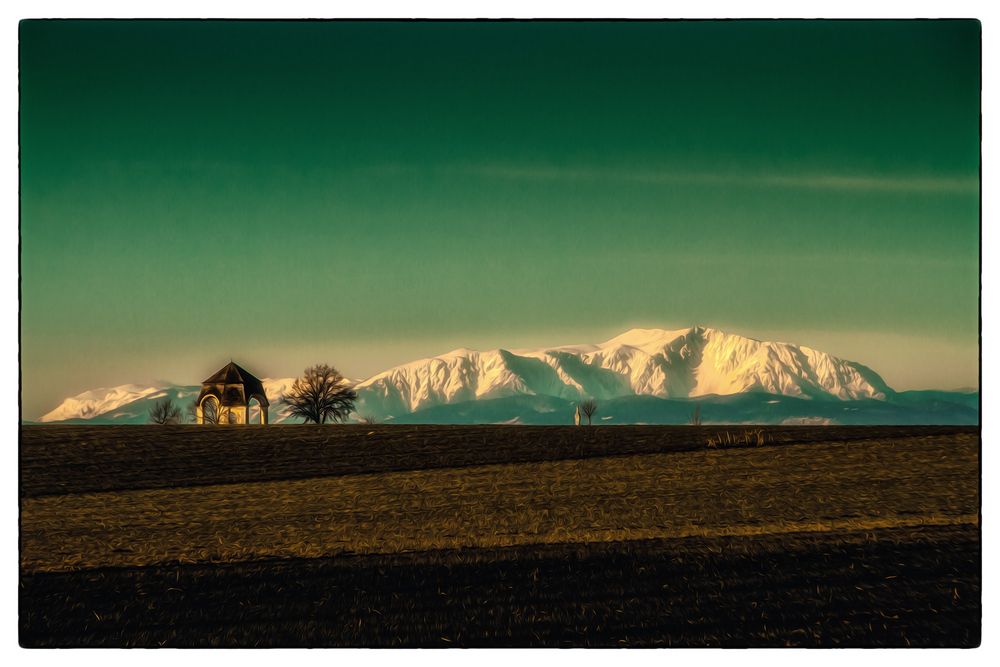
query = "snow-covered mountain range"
xmin=31 ymin=326 xmax=977 ymax=425
xmin=352 ymin=326 xmax=892 ymax=419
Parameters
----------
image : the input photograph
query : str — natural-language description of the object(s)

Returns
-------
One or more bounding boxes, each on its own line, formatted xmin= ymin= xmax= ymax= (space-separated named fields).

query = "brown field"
xmin=19 ymin=424 xmax=980 ymax=647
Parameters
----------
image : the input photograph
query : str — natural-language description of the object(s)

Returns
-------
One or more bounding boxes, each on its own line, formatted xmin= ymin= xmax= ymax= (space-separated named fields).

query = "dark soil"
xmin=20 ymin=524 xmax=980 ymax=647
xmin=19 ymin=424 xmax=976 ymax=497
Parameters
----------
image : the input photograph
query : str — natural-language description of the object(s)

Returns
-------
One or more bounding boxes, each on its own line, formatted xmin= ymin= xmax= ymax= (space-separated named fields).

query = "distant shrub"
xmin=690 ymin=405 xmax=702 ymax=426
xmin=705 ymin=428 xmax=771 ymax=449
xmin=149 ymin=397 xmax=182 ymax=425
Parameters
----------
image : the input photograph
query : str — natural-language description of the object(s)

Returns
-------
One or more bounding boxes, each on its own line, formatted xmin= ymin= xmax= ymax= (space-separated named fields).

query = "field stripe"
xmin=20 ymin=425 xmax=979 ymax=498
xmin=20 ymin=523 xmax=981 ymax=648
xmin=20 ymin=513 xmax=979 ymax=575
xmin=21 ymin=438 xmax=979 ymax=573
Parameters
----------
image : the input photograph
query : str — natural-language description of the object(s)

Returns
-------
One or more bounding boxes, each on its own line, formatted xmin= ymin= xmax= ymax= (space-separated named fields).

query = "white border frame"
xmin=3 ymin=3 xmax=993 ymax=665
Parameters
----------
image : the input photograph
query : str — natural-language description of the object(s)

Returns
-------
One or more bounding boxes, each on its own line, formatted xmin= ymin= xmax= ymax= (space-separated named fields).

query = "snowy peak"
xmin=599 ymin=326 xmax=696 ymax=351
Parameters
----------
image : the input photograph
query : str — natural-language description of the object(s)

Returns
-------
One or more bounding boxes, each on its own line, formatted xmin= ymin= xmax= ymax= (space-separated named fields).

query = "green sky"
xmin=19 ymin=20 xmax=980 ymax=417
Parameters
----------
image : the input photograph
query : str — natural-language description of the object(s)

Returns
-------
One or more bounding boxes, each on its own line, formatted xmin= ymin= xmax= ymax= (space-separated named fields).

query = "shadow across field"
xmin=19 ymin=424 xmax=976 ymax=497
xmin=20 ymin=525 xmax=980 ymax=648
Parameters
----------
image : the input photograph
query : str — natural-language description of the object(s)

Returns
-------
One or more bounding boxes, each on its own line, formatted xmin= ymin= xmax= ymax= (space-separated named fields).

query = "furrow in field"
xmin=20 ymin=438 xmax=979 ymax=572
xmin=19 ymin=424 xmax=978 ymax=497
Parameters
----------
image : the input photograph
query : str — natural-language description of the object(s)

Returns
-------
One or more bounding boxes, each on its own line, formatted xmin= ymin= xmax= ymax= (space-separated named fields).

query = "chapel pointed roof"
xmin=201 ymin=361 xmax=267 ymax=401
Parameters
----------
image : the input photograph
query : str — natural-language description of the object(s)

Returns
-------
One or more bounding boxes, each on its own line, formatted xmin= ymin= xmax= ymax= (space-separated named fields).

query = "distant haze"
xmin=19 ymin=20 xmax=979 ymax=419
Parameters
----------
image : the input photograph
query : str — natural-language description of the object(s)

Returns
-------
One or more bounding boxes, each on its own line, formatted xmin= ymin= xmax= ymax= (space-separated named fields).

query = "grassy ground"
xmin=19 ymin=424 xmax=980 ymax=647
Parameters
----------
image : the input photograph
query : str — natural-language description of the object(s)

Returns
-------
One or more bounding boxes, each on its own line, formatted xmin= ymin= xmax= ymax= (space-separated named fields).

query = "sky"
xmin=19 ymin=20 xmax=980 ymax=418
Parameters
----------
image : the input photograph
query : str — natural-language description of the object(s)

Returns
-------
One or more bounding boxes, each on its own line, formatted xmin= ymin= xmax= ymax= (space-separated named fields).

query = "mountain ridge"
xmin=351 ymin=326 xmax=893 ymax=419
xmin=32 ymin=326 xmax=974 ymax=425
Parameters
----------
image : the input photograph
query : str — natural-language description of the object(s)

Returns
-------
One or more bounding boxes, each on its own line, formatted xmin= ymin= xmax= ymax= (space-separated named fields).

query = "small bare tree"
xmin=690 ymin=404 xmax=702 ymax=426
xmin=359 ymin=415 xmax=379 ymax=425
xmin=578 ymin=398 xmax=597 ymax=426
xmin=282 ymin=364 xmax=358 ymax=424
xmin=149 ymin=397 xmax=182 ymax=425
xmin=189 ymin=398 xmax=231 ymax=424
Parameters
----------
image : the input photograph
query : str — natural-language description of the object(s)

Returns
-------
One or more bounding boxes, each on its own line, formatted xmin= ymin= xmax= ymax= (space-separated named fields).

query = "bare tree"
xmin=578 ymin=398 xmax=597 ymax=426
xmin=358 ymin=415 xmax=379 ymax=425
xmin=690 ymin=404 xmax=702 ymax=426
xmin=282 ymin=364 xmax=358 ymax=424
xmin=149 ymin=397 xmax=182 ymax=425
xmin=189 ymin=397 xmax=231 ymax=424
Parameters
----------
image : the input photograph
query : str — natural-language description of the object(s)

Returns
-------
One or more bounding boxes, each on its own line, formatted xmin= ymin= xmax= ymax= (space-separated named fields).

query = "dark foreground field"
xmin=19 ymin=424 xmax=980 ymax=647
